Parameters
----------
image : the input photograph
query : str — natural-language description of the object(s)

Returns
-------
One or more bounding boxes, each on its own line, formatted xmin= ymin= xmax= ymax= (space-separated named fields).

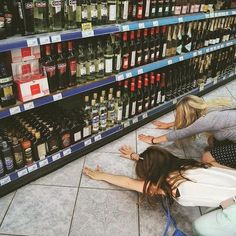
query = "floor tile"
xmin=81 ymin=152 xmax=136 ymax=189
xmin=225 ymin=82 xmax=236 ymax=98
xmin=0 ymin=192 xmax=15 ymax=225
xmin=96 ymin=132 xmax=136 ymax=153
xmin=69 ymin=188 xmax=139 ymax=236
xmin=32 ymin=157 xmax=85 ymax=187
xmin=139 ymin=200 xmax=200 ymax=236
xmin=0 ymin=185 xmax=77 ymax=236
xmin=202 ymin=87 xmax=232 ymax=101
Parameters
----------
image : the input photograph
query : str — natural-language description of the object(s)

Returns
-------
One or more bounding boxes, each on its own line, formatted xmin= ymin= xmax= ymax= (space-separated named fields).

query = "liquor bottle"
xmin=165 ymin=68 xmax=173 ymax=100
xmin=160 ymin=26 xmax=167 ymax=59
xmin=1 ymin=141 xmax=14 ymax=173
xmin=150 ymin=0 xmax=157 ymax=18
xmin=0 ymin=154 xmax=5 ymax=177
xmin=76 ymin=43 xmax=87 ymax=84
xmin=136 ymin=30 xmax=143 ymax=66
xmin=122 ymin=80 xmax=129 ymax=120
xmin=194 ymin=0 xmax=201 ymax=12
xmin=149 ymin=72 xmax=155 ymax=108
xmin=86 ymin=42 xmax=96 ymax=81
xmin=171 ymin=24 xmax=177 ymax=56
xmin=170 ymin=0 xmax=175 ymax=15
xmin=155 ymin=73 xmax=161 ymax=106
xmin=56 ymin=43 xmax=67 ymax=90
xmin=76 ymin=0 xmax=82 ymax=26
xmin=90 ymin=0 xmax=98 ymax=25
xmin=34 ymin=0 xmax=49 ymax=33
xmin=129 ymin=0 xmax=137 ymax=20
xmin=21 ymin=139 xmax=34 ymax=165
xmin=99 ymin=96 xmax=107 ymax=131
xmin=115 ymin=90 xmax=123 ymax=124
xmin=81 ymin=0 xmax=88 ymax=23
xmin=65 ymin=0 xmax=77 ymax=29
xmin=143 ymin=74 xmax=150 ymax=111
xmin=113 ymin=33 xmax=122 ymax=73
xmin=59 ymin=120 xmax=72 ymax=148
xmin=160 ymin=72 xmax=166 ymax=103
xmin=136 ymin=0 xmax=144 ymax=19
xmin=119 ymin=0 xmax=129 ymax=22
xmin=104 ymin=38 xmax=113 ymax=75
xmin=108 ymin=0 xmax=117 ymax=23
xmin=83 ymin=96 xmax=92 ymax=138
xmin=91 ymin=99 xmax=99 ymax=134
xmin=121 ymin=32 xmax=129 ymax=71
xmin=142 ymin=28 xmax=150 ymax=64
xmin=166 ymin=26 xmax=173 ymax=57
xmin=154 ymin=27 xmax=161 ymax=60
xmin=174 ymin=0 xmax=181 ymax=15
xmin=149 ymin=27 xmax=155 ymax=63
xmin=43 ymin=45 xmax=57 ymax=92
xmin=49 ymin=0 xmax=63 ymax=31
xmin=163 ymin=0 xmax=170 ymax=16
xmin=99 ymin=0 xmax=108 ymax=24
xmin=181 ymin=0 xmax=188 ymax=14
xmin=128 ymin=32 xmax=136 ymax=69
xmin=12 ymin=137 xmax=24 ymax=170
xmin=3 ymin=0 xmax=14 ymax=36
xmin=189 ymin=0 xmax=195 ymax=13
xmin=183 ymin=22 xmax=192 ymax=53
xmin=129 ymin=81 xmax=137 ymax=117
xmin=33 ymin=131 xmax=47 ymax=160
xmin=156 ymin=0 xmax=164 ymax=17
xmin=136 ymin=76 xmax=143 ymax=114
xmin=144 ymin=0 xmax=151 ymax=18
xmin=45 ymin=127 xmax=60 ymax=154
xmin=176 ymin=23 xmax=183 ymax=55
xmin=95 ymin=41 xmax=105 ymax=78
xmin=107 ymin=93 xmax=115 ymax=127
xmin=67 ymin=41 xmax=77 ymax=87
xmin=0 ymin=2 xmax=6 ymax=39
xmin=70 ymin=115 xmax=82 ymax=143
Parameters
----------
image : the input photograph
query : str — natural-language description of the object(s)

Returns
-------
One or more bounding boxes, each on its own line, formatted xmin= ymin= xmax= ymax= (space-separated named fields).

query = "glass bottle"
xmin=1 ymin=141 xmax=14 ymax=173
xmin=95 ymin=41 xmax=105 ymax=78
xmin=99 ymin=0 xmax=108 ymax=24
xmin=99 ymin=96 xmax=107 ymax=131
xmin=129 ymin=31 xmax=137 ymax=68
xmin=65 ymin=0 xmax=77 ymax=29
xmin=21 ymin=139 xmax=34 ymax=165
xmin=67 ymin=41 xmax=77 ymax=86
xmin=76 ymin=43 xmax=87 ymax=84
xmin=129 ymin=81 xmax=137 ymax=118
xmin=104 ymin=38 xmax=113 ymax=75
xmin=86 ymin=42 xmax=96 ymax=81
xmin=3 ymin=0 xmax=14 ymax=36
xmin=108 ymin=0 xmax=117 ymax=23
xmin=83 ymin=95 xmax=92 ymax=138
xmin=91 ymin=99 xmax=99 ymax=134
xmin=33 ymin=131 xmax=47 ymax=160
xmin=12 ymin=137 xmax=25 ymax=169
xmin=121 ymin=32 xmax=129 ymax=71
xmin=34 ymin=0 xmax=49 ymax=33
xmin=122 ymin=80 xmax=130 ymax=120
xmin=113 ymin=33 xmax=122 ymax=73
xmin=49 ymin=0 xmax=63 ymax=31
xmin=107 ymin=93 xmax=116 ymax=127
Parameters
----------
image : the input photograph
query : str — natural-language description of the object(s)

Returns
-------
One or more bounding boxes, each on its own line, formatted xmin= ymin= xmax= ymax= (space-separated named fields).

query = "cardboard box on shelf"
xmin=11 ymin=46 xmax=41 ymax=63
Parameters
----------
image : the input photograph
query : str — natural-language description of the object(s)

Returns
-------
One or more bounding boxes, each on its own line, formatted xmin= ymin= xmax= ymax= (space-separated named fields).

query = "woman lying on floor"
xmin=83 ymin=145 xmax=236 ymax=236
xmin=138 ymin=95 xmax=236 ymax=169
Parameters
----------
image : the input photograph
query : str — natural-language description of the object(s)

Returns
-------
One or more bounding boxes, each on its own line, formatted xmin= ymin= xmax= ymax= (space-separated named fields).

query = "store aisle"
xmin=0 ymin=80 xmax=235 ymax=236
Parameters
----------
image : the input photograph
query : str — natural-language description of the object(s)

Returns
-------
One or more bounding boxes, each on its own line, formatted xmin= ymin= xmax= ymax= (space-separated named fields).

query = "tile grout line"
xmin=67 ymin=156 xmax=86 ymax=236
xmin=30 ymin=183 xmax=79 ymax=188
xmin=137 ymin=193 xmax=141 ymax=236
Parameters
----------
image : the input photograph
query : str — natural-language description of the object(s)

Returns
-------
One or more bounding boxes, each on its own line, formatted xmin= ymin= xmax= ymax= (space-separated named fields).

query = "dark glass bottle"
xmin=163 ymin=0 xmax=170 ymax=16
xmin=144 ymin=0 xmax=151 ymax=19
xmin=155 ymin=27 xmax=161 ymax=60
xmin=1 ymin=141 xmax=14 ymax=173
xmin=150 ymin=0 xmax=156 ymax=18
xmin=142 ymin=28 xmax=150 ymax=64
xmin=49 ymin=0 xmax=63 ymax=31
xmin=149 ymin=72 xmax=156 ymax=109
xmin=113 ymin=33 xmax=122 ymax=73
xmin=104 ymin=38 xmax=113 ymax=75
xmin=160 ymin=72 xmax=166 ymax=103
xmin=136 ymin=76 xmax=143 ymax=114
xmin=65 ymin=0 xmax=77 ymax=29
xmin=67 ymin=41 xmax=77 ymax=87
xmin=99 ymin=0 xmax=108 ymax=24
xmin=95 ymin=41 xmax=105 ymax=78
xmin=21 ymin=139 xmax=33 ymax=166
xmin=182 ymin=22 xmax=192 ymax=53
xmin=33 ymin=131 xmax=47 ymax=160
xmin=46 ymin=127 xmax=60 ymax=154
xmin=34 ymin=0 xmax=49 ymax=33
xmin=76 ymin=43 xmax=87 ymax=84
xmin=81 ymin=0 xmax=88 ymax=23
xmin=90 ymin=0 xmax=98 ymax=25
xmin=122 ymin=80 xmax=130 ymax=120
xmin=3 ymin=0 xmax=14 ymax=37
xmin=155 ymin=73 xmax=161 ymax=106
xmin=129 ymin=31 xmax=137 ymax=68
xmin=122 ymin=32 xmax=129 ymax=71
xmin=0 ymin=2 xmax=6 ymax=39
xmin=12 ymin=137 xmax=25 ymax=169
xmin=136 ymin=0 xmax=144 ymax=19
xmin=136 ymin=30 xmax=143 ymax=66
xmin=86 ymin=42 xmax=96 ymax=81
xmin=160 ymin=26 xmax=167 ymax=59
xmin=149 ymin=27 xmax=156 ymax=62
xmin=129 ymin=81 xmax=137 ymax=118
xmin=156 ymin=0 xmax=164 ymax=17
xmin=143 ymin=74 xmax=150 ymax=111
xmin=60 ymin=120 xmax=72 ymax=149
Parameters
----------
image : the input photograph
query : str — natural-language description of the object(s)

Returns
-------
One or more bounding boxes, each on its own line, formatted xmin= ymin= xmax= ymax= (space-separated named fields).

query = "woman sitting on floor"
xmin=83 ymin=145 xmax=236 ymax=236
xmin=138 ymin=95 xmax=236 ymax=169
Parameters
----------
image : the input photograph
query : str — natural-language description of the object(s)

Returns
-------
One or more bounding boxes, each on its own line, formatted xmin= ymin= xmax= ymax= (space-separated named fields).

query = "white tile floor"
xmin=0 ymin=79 xmax=235 ymax=236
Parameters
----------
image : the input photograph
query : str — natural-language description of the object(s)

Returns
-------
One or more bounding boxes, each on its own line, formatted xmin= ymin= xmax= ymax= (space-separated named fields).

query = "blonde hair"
xmin=174 ymin=95 xmax=233 ymax=130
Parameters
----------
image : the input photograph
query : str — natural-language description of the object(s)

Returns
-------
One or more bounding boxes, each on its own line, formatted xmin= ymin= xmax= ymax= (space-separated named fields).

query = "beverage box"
xmin=11 ymin=46 xmax=41 ymax=63
xmin=11 ymin=59 xmax=39 ymax=79
xmin=14 ymin=74 xmax=50 ymax=102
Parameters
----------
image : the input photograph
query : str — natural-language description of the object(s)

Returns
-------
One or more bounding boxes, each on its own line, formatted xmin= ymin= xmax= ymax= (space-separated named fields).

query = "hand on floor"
xmin=119 ymin=145 xmax=135 ymax=160
xmin=83 ymin=165 xmax=105 ymax=181
xmin=152 ymin=120 xmax=172 ymax=129
xmin=138 ymin=134 xmax=154 ymax=144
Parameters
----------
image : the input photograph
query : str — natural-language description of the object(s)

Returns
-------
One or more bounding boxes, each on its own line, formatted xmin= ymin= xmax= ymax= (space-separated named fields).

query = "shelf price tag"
xmin=23 ymin=101 xmax=34 ymax=111
xmin=209 ymin=12 xmax=214 ymax=18
xmin=217 ymin=45 xmax=220 ymax=50
xmin=138 ymin=23 xmax=145 ymax=29
xmin=193 ymin=52 xmax=197 ymax=57
xmin=213 ymin=77 xmax=218 ymax=85
xmin=122 ymin=25 xmax=130 ymax=31
xmin=28 ymin=164 xmax=38 ymax=173
xmin=116 ymin=74 xmax=124 ymax=81
xmin=17 ymin=168 xmax=28 ymax=178
xmin=0 ymin=176 xmax=11 ymax=186
xmin=198 ymin=50 xmax=203 ymax=55
xmin=53 ymin=93 xmax=63 ymax=101
xmin=153 ymin=21 xmax=159 ymax=26
xmin=206 ymin=48 xmax=210 ymax=53
xmin=232 ymin=10 xmax=236 ymax=15
xmin=222 ymin=75 xmax=226 ymax=80
xmin=178 ymin=17 xmax=183 ymax=23
xmin=137 ymin=68 xmax=143 ymax=75
xmin=39 ymin=159 xmax=49 ymax=168
xmin=132 ymin=117 xmax=138 ymax=124
xmin=142 ymin=112 xmax=148 ymax=119
xmin=173 ymin=98 xmax=178 ymax=104
xmin=39 ymin=36 xmax=50 ymax=45
xmin=199 ymin=83 xmax=204 ymax=91
xmin=84 ymin=139 xmax=92 ymax=146
xmin=52 ymin=153 xmax=62 ymax=161
xmin=81 ymin=23 xmax=94 ymax=38
xmin=63 ymin=148 xmax=72 ymax=157
xmin=126 ymin=72 xmax=132 ymax=78
xmin=51 ymin=35 xmax=61 ymax=43
xmin=94 ymin=134 xmax=102 ymax=142
xmin=179 ymin=56 xmax=184 ymax=61
xmin=123 ymin=121 xmax=130 ymax=128
xmin=167 ymin=59 xmax=173 ymax=65
xmin=9 ymin=106 xmax=21 ymax=115
xmin=220 ymin=44 xmax=224 ymax=49
xmin=27 ymin=38 xmax=38 ymax=47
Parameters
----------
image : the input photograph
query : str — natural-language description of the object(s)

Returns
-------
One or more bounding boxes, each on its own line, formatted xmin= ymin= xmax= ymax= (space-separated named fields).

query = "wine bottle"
xmin=0 ymin=2 xmax=6 ymax=39
xmin=144 ymin=0 xmax=151 ymax=18
xmin=95 ymin=40 xmax=105 ymax=78
xmin=183 ymin=22 xmax=192 ymax=53
xmin=104 ymin=37 xmax=113 ymax=75
xmin=136 ymin=76 xmax=143 ymax=114
xmin=163 ymin=0 xmax=170 ymax=16
xmin=107 ymin=93 xmax=116 ymax=127
xmin=149 ymin=28 xmax=156 ymax=63
xmin=1 ymin=141 xmax=15 ymax=173
xmin=81 ymin=0 xmax=88 ymax=23
xmin=136 ymin=30 xmax=143 ymax=66
xmin=3 ymin=0 xmax=14 ymax=36
xmin=99 ymin=0 xmax=108 ymax=24
xmin=136 ymin=0 xmax=144 ymax=19
xmin=129 ymin=31 xmax=137 ymax=68
xmin=33 ymin=131 xmax=47 ymax=160
xmin=49 ymin=0 xmax=63 ymax=31
xmin=142 ymin=28 xmax=150 ymax=64
xmin=12 ymin=137 xmax=25 ymax=169
xmin=155 ymin=27 xmax=161 ymax=60
xmin=90 ymin=0 xmax=98 ymax=25
xmin=122 ymin=80 xmax=130 ymax=120
xmin=119 ymin=0 xmax=129 ymax=22
xmin=115 ymin=90 xmax=123 ymax=124
xmin=149 ymin=72 xmax=155 ymax=109
xmin=99 ymin=96 xmax=107 ymax=131
xmin=121 ymin=32 xmax=129 ymax=71
xmin=83 ymin=95 xmax=92 ymax=138
xmin=108 ymin=0 xmax=117 ymax=23
xmin=67 ymin=41 xmax=77 ymax=86
xmin=91 ymin=99 xmax=99 ymax=133
xmin=76 ymin=43 xmax=87 ymax=84
xmin=150 ymin=0 xmax=157 ymax=18
xmin=143 ymin=74 xmax=150 ymax=111
xmin=129 ymin=81 xmax=137 ymax=118
xmin=156 ymin=0 xmax=164 ymax=17
xmin=113 ymin=33 xmax=122 ymax=73
xmin=160 ymin=26 xmax=167 ymax=59
xmin=65 ymin=0 xmax=77 ymax=29
xmin=21 ymin=139 xmax=34 ymax=165
xmin=155 ymin=73 xmax=161 ymax=106
xmin=166 ymin=25 xmax=173 ymax=57
xmin=86 ymin=42 xmax=96 ymax=81
xmin=174 ymin=0 xmax=181 ymax=15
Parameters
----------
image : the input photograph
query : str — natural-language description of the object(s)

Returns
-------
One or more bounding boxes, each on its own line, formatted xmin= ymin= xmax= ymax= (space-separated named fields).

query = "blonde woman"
xmin=138 ymin=95 xmax=236 ymax=169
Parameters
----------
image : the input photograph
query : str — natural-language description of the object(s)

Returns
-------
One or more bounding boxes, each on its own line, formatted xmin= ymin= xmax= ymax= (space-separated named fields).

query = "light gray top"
xmin=166 ymin=108 xmax=236 ymax=142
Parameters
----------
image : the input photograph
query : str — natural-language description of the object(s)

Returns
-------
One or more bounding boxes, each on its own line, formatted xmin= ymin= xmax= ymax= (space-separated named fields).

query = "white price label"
xmin=153 ymin=21 xmax=159 ymax=26
xmin=138 ymin=23 xmax=145 ymax=29
xmin=51 ymin=35 xmax=61 ymax=43
xmin=0 ymin=176 xmax=11 ymax=186
xmin=123 ymin=121 xmax=130 ymax=128
xmin=217 ymin=45 xmax=220 ymax=49
xmin=52 ymin=153 xmax=62 ymax=161
xmin=63 ymin=148 xmax=71 ymax=157
xmin=133 ymin=117 xmax=138 ymax=123
xmin=198 ymin=50 xmax=203 ymax=55
xmin=173 ymin=98 xmax=177 ymax=104
xmin=122 ymin=25 xmax=130 ymax=31
xmin=209 ymin=13 xmax=214 ymax=18
xmin=39 ymin=36 xmax=50 ymax=45
xmin=39 ymin=159 xmax=49 ymax=167
xmin=199 ymin=83 xmax=204 ymax=91
xmin=221 ymin=44 xmax=224 ymax=49
xmin=210 ymin=47 xmax=214 ymax=51
xmin=179 ymin=56 xmax=184 ymax=61
xmin=9 ymin=106 xmax=21 ymax=115
xmin=205 ymin=13 xmax=210 ymax=18
xmin=82 ymin=30 xmax=94 ymax=38
xmin=178 ymin=17 xmax=183 ymax=23
xmin=229 ymin=72 xmax=234 ymax=77
xmin=142 ymin=112 xmax=148 ymax=119
xmin=28 ymin=164 xmax=38 ymax=172
xmin=126 ymin=72 xmax=132 ymax=78
xmin=213 ymin=77 xmax=218 ymax=85
xmin=94 ymin=134 xmax=102 ymax=142
xmin=167 ymin=60 xmax=173 ymax=65
xmin=193 ymin=52 xmax=197 ymax=57
xmin=53 ymin=93 xmax=63 ymax=101
xmin=232 ymin=10 xmax=236 ymax=15
xmin=213 ymin=46 xmax=217 ymax=50
xmin=137 ymin=69 xmax=144 ymax=75
xmin=206 ymin=48 xmax=210 ymax=53
xmin=225 ymin=11 xmax=229 ymax=16
xmin=17 ymin=168 xmax=28 ymax=178
xmin=84 ymin=139 xmax=92 ymax=146
xmin=222 ymin=75 xmax=226 ymax=80
xmin=23 ymin=101 xmax=34 ymax=111
xmin=116 ymin=74 xmax=124 ymax=81
xmin=27 ymin=38 xmax=38 ymax=47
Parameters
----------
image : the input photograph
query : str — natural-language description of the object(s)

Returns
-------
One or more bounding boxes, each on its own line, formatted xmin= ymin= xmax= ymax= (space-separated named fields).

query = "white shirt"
xmin=176 ymin=167 xmax=236 ymax=207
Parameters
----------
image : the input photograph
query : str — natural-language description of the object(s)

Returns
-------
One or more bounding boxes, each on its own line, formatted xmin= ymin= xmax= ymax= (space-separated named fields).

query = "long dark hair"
xmin=136 ymin=146 xmax=209 ymax=202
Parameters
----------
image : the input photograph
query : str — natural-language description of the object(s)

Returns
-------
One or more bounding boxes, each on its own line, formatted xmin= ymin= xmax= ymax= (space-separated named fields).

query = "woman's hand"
xmin=138 ymin=134 xmax=155 ymax=144
xmin=152 ymin=120 xmax=174 ymax=129
xmin=83 ymin=165 xmax=105 ymax=181
xmin=119 ymin=145 xmax=134 ymax=159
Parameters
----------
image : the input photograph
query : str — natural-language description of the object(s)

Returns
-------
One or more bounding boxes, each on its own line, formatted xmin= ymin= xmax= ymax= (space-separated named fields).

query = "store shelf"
xmin=0 ymin=24 xmax=120 ymax=53
xmin=120 ymin=9 xmax=236 ymax=31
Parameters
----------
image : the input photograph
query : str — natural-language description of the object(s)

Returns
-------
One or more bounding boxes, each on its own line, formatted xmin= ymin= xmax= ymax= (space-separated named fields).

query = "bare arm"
xmin=152 ymin=120 xmax=175 ymax=129
xmin=138 ymin=134 xmax=168 ymax=144
xmin=83 ymin=166 xmax=144 ymax=193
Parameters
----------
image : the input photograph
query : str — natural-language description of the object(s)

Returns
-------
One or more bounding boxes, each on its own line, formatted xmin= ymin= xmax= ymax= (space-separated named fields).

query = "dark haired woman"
xmin=83 ymin=145 xmax=236 ymax=236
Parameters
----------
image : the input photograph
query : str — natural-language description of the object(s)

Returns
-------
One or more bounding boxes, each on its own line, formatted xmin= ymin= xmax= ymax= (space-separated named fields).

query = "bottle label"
xmin=105 ymin=58 xmax=113 ymax=73
xmin=162 ymin=43 xmax=167 ymax=57
xmin=90 ymin=63 xmax=96 ymax=74
xmin=158 ymin=7 xmax=163 ymax=13
xmin=5 ymin=13 xmax=13 ymax=24
xmin=76 ymin=63 xmax=86 ymax=77
xmin=165 ymin=6 xmax=169 ymax=13
xmin=108 ymin=110 xmax=116 ymax=122
xmin=145 ymin=0 xmax=150 ymax=17
xmin=74 ymin=131 xmax=82 ymax=142
xmin=185 ymin=42 xmax=192 ymax=52
xmin=176 ymin=44 xmax=182 ymax=55
xmin=123 ymin=56 xmax=129 ymax=69
xmin=151 ymin=97 xmax=155 ymax=106
xmin=157 ymin=91 xmax=161 ymax=104
xmin=182 ymin=5 xmax=187 ymax=14
xmin=109 ymin=5 xmax=116 ymax=21
xmin=115 ymin=54 xmax=121 ymax=71
xmin=82 ymin=7 xmax=88 ymax=19
xmin=91 ymin=4 xmax=98 ymax=18
xmin=69 ymin=0 xmax=77 ymax=12
xmin=100 ymin=113 xmax=107 ymax=128
xmin=52 ymin=0 xmax=62 ymax=14
xmin=101 ymin=4 xmax=108 ymax=16
xmin=116 ymin=106 xmax=123 ymax=121
xmin=83 ymin=125 xmax=91 ymax=137
xmin=132 ymin=5 xmax=137 ymax=18
xmin=0 ymin=83 xmax=14 ymax=101
xmin=122 ymin=1 xmax=129 ymax=20
xmin=124 ymin=103 xmax=129 ymax=119
xmin=174 ymin=6 xmax=181 ymax=15
xmin=14 ymin=152 xmax=24 ymax=166
xmin=57 ymin=63 xmax=67 ymax=74
xmin=45 ymin=65 xmax=56 ymax=78
xmin=130 ymin=51 xmax=136 ymax=67
xmin=137 ymin=6 xmax=143 ymax=18
xmin=194 ymin=4 xmax=200 ymax=12
xmin=4 ymin=156 xmax=14 ymax=171
xmin=190 ymin=5 xmax=195 ymax=13
xmin=145 ymin=100 xmax=149 ymax=110
xmin=0 ymin=17 xmax=4 ymax=28
xmin=150 ymin=50 xmax=155 ymax=61
xmin=200 ymin=4 xmax=205 ymax=12
xmin=204 ymin=40 xmax=209 ymax=47
xmin=37 ymin=143 xmax=47 ymax=159
xmin=131 ymin=101 xmax=136 ymax=115
xmin=137 ymin=100 xmax=142 ymax=113
xmin=92 ymin=115 xmax=99 ymax=132
xmin=151 ymin=6 xmax=156 ymax=14
xmin=70 ymin=60 xmax=77 ymax=76
xmin=47 ymin=137 xmax=59 ymax=153
xmin=144 ymin=50 xmax=149 ymax=62
xmin=155 ymin=47 xmax=160 ymax=59
xmin=0 ymin=160 xmax=4 ymax=175
xmin=161 ymin=94 xmax=165 ymax=102
xmin=98 ymin=61 xmax=104 ymax=71
xmin=0 ymin=76 xmax=13 ymax=84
